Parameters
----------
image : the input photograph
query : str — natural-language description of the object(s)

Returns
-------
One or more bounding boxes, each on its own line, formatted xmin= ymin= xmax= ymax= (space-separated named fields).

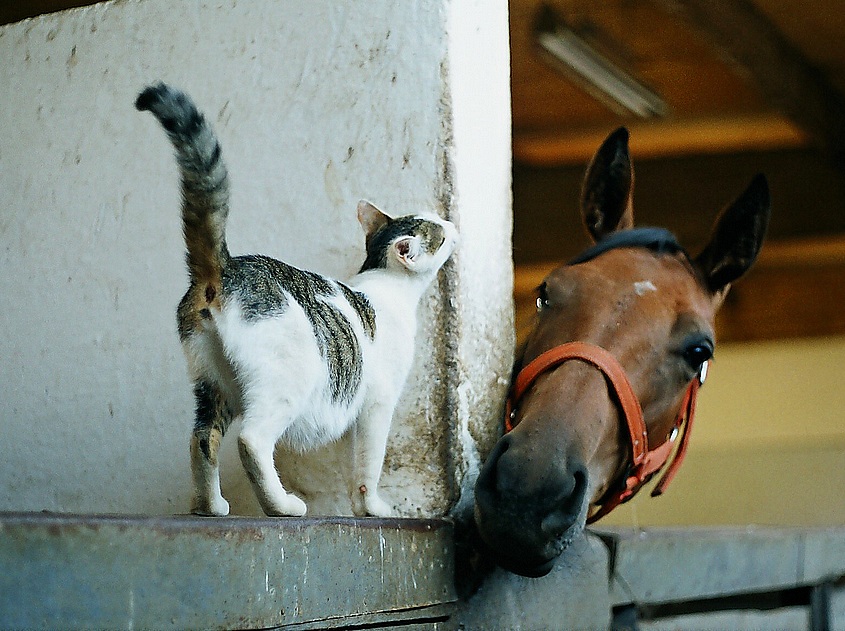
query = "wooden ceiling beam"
xmin=513 ymin=113 xmax=809 ymax=166
xmin=649 ymin=0 xmax=845 ymax=162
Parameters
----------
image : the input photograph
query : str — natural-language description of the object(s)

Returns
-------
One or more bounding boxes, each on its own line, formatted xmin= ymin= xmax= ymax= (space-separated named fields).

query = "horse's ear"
xmin=581 ymin=127 xmax=635 ymax=242
xmin=694 ymin=174 xmax=771 ymax=294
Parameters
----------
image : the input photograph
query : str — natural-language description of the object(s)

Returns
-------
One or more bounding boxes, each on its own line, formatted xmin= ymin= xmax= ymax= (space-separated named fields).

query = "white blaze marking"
xmin=634 ymin=280 xmax=657 ymax=296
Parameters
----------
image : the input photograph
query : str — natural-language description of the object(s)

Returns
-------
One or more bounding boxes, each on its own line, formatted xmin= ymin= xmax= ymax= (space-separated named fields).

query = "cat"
xmin=135 ymin=83 xmax=458 ymax=518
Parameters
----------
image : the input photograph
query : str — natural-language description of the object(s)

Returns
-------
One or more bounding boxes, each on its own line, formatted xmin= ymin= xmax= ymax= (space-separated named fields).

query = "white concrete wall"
xmin=0 ymin=0 xmax=512 ymax=516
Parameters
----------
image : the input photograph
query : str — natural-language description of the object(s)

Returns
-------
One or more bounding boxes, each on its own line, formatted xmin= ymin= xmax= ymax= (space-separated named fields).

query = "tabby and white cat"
xmin=136 ymin=83 xmax=457 ymax=518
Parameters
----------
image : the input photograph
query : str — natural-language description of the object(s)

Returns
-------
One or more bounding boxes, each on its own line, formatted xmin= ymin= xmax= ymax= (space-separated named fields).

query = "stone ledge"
xmin=0 ymin=512 xmax=456 ymax=630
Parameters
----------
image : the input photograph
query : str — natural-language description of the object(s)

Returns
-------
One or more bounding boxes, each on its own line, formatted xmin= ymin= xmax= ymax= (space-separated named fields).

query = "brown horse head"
xmin=474 ymin=128 xmax=770 ymax=577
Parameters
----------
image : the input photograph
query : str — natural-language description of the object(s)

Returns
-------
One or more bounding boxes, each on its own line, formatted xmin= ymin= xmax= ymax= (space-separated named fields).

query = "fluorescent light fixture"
xmin=535 ymin=6 xmax=667 ymax=119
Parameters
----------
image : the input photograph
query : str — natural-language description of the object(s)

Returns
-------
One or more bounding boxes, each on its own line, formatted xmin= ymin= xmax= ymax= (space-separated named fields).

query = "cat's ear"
xmin=394 ymin=236 xmax=421 ymax=267
xmin=357 ymin=200 xmax=391 ymax=238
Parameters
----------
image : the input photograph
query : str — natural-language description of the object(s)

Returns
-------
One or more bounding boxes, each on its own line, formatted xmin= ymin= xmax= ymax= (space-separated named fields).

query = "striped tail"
xmin=136 ymin=83 xmax=230 ymax=289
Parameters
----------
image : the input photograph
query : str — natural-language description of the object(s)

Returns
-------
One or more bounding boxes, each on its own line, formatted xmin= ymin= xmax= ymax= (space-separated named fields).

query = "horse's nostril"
xmin=540 ymin=467 xmax=588 ymax=535
xmin=572 ymin=468 xmax=587 ymax=494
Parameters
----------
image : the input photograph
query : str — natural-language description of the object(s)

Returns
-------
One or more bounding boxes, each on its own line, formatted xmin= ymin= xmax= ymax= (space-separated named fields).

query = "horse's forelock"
xmin=568 ymin=227 xmax=685 ymax=266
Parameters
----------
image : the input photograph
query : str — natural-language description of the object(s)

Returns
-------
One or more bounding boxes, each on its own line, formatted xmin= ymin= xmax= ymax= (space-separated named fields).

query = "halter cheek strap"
xmin=505 ymin=341 xmax=706 ymax=524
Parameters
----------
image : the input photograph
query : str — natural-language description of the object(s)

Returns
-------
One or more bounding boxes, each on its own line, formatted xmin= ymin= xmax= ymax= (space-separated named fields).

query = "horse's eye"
xmin=536 ymin=282 xmax=550 ymax=311
xmin=682 ymin=341 xmax=713 ymax=371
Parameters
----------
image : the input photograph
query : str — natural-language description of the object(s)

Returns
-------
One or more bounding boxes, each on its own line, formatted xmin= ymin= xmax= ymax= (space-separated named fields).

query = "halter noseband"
xmin=505 ymin=342 xmax=706 ymax=523
xmin=504 ymin=228 xmax=706 ymax=523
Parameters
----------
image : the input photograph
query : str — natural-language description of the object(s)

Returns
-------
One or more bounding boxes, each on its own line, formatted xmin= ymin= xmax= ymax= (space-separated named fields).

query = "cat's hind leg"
xmin=190 ymin=380 xmax=234 ymax=516
xmin=237 ymin=414 xmax=307 ymax=517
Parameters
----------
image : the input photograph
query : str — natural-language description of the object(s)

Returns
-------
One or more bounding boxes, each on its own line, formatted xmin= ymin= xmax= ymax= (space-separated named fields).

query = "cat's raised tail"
xmin=136 ymin=83 xmax=230 ymax=292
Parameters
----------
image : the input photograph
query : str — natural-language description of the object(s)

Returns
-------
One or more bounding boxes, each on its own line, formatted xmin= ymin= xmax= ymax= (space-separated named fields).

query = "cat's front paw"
xmin=191 ymin=495 xmax=230 ymax=517
xmin=261 ymin=492 xmax=307 ymax=517
xmin=365 ymin=494 xmax=394 ymax=517
xmin=354 ymin=485 xmax=394 ymax=517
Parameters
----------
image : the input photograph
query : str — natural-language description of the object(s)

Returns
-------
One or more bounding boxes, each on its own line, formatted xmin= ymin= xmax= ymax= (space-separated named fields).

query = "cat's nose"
xmin=449 ymin=228 xmax=460 ymax=250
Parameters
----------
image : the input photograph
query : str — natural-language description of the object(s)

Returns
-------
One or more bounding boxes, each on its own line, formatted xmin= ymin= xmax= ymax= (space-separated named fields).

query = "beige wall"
xmin=601 ymin=335 xmax=845 ymax=527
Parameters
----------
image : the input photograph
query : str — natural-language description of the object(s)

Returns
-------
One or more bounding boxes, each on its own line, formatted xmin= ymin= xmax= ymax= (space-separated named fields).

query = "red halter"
xmin=505 ymin=341 xmax=706 ymax=524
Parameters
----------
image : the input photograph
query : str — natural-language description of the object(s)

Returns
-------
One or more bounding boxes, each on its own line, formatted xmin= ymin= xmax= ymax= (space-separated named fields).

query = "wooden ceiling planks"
xmin=510 ymin=0 xmax=768 ymax=135
xmin=511 ymin=0 xmax=845 ymax=164
xmin=752 ymin=0 xmax=845 ymax=95
xmin=650 ymin=0 xmax=845 ymax=163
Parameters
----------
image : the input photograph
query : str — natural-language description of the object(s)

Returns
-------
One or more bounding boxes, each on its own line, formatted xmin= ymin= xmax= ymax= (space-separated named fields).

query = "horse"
xmin=473 ymin=127 xmax=771 ymax=578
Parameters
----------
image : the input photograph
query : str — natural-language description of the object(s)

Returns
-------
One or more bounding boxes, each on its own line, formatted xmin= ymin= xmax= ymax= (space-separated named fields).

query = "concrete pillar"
xmin=0 ymin=0 xmax=512 ymax=517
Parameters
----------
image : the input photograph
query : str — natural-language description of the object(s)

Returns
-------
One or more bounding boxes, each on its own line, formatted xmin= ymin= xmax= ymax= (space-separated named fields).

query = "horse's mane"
xmin=568 ymin=227 xmax=685 ymax=266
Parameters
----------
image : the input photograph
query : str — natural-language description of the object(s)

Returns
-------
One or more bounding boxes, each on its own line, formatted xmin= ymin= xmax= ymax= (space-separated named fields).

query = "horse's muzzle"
xmin=473 ymin=432 xmax=589 ymax=577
